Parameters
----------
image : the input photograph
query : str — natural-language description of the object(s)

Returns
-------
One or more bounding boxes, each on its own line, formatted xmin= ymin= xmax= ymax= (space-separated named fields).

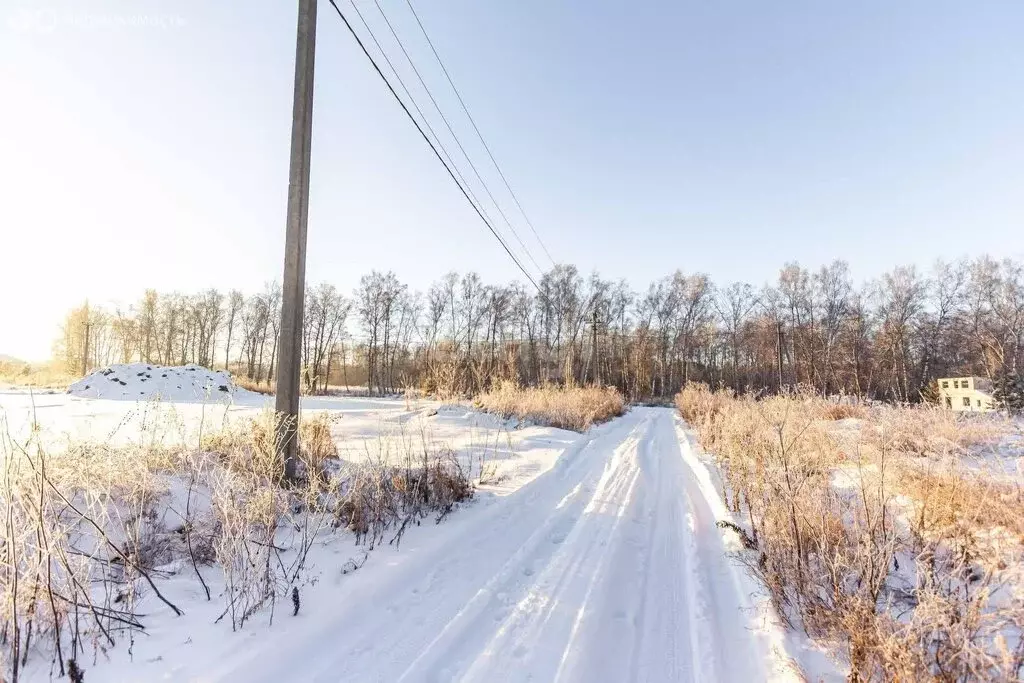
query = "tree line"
xmin=55 ymin=255 xmax=1024 ymax=401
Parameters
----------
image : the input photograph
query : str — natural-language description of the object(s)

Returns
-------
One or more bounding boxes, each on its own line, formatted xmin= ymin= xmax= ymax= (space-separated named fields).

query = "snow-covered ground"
xmin=1 ymin=385 xmax=826 ymax=682
xmin=201 ymin=409 xmax=807 ymax=683
xmin=0 ymin=388 xmax=569 ymax=491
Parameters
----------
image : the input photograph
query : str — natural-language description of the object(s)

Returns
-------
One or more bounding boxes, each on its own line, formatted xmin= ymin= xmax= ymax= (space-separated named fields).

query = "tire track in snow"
xmin=671 ymin=415 xmax=805 ymax=682
xmin=211 ymin=408 xmax=802 ymax=683
xmin=625 ymin=417 xmax=666 ymax=680
xmin=452 ymin=413 xmax=651 ymax=682
xmin=209 ymin=412 xmax=649 ymax=683
xmin=631 ymin=411 xmax=709 ymax=682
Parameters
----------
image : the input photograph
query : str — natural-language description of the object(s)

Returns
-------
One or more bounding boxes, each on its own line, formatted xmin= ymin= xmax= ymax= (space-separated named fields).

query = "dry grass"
xmin=1 ymin=422 xmax=190 ymax=680
xmin=1 ymin=407 xmax=472 ymax=679
xmin=896 ymin=460 xmax=1024 ymax=541
xmin=199 ymin=411 xmax=338 ymax=478
xmin=335 ymin=444 xmax=473 ymax=549
xmin=0 ymin=360 xmax=78 ymax=389
xmin=818 ymin=401 xmax=867 ymax=421
xmin=298 ymin=412 xmax=339 ymax=479
xmin=232 ymin=376 xmax=349 ymax=398
xmin=675 ymin=383 xmax=1024 ymax=682
xmin=873 ymin=403 xmax=1003 ymax=457
xmin=474 ymin=381 xmax=625 ymax=431
xmin=233 ymin=376 xmax=275 ymax=395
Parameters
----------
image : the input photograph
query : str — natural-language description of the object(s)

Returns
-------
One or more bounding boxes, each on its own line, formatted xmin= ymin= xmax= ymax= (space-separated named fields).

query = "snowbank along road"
xmin=211 ymin=407 xmax=799 ymax=683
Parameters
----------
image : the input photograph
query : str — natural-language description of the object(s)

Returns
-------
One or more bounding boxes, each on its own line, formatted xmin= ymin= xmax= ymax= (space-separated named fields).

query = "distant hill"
xmin=0 ymin=354 xmax=25 ymax=365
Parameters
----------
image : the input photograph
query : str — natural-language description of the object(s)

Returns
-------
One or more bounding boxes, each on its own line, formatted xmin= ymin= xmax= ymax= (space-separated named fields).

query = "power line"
xmin=326 ymin=0 xmax=539 ymax=290
xmin=343 ymin=0 xmax=515 ymax=272
xmin=371 ymin=0 xmax=544 ymax=278
xmin=344 ymin=0 xmax=486 ymax=229
xmin=344 ymin=0 xmax=543 ymax=287
xmin=403 ymin=0 xmax=556 ymax=268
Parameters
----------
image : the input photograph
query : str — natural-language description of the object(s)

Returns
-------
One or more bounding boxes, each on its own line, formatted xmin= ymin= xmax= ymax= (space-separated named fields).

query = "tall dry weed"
xmin=1 ymin=418 xmax=186 ymax=682
xmin=675 ymin=383 xmax=1024 ymax=682
xmin=2 ymin=405 xmax=473 ymax=678
xmin=232 ymin=376 xmax=275 ymax=395
xmin=474 ymin=381 xmax=625 ymax=431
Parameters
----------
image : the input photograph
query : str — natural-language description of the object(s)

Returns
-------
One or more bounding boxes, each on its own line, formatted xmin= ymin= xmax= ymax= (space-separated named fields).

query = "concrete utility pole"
xmin=276 ymin=0 xmax=318 ymax=479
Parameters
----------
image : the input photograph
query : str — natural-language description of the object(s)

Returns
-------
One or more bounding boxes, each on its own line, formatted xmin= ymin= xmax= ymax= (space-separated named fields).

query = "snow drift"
xmin=68 ymin=363 xmax=241 ymax=401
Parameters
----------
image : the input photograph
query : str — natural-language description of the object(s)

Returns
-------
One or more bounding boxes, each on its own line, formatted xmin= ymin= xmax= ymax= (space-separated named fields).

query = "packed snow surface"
xmin=0 ymin=388 xmax=818 ymax=682
xmin=203 ymin=409 xmax=802 ymax=683
xmin=67 ymin=363 xmax=243 ymax=401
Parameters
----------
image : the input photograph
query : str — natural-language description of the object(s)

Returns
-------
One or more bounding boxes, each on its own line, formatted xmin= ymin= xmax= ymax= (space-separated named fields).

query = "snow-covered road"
xmin=207 ymin=407 xmax=799 ymax=683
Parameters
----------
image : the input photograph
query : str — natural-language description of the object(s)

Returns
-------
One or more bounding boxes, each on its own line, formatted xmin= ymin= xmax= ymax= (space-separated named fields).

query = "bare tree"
xmin=814 ymin=261 xmax=851 ymax=394
xmin=874 ymin=266 xmax=926 ymax=401
xmin=715 ymin=282 xmax=759 ymax=390
xmin=52 ymin=254 xmax=1024 ymax=402
xmin=302 ymin=283 xmax=351 ymax=393
xmin=223 ymin=289 xmax=245 ymax=370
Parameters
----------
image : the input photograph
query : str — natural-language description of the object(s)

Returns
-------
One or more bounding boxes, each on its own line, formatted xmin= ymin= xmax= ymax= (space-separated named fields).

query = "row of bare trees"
xmin=55 ymin=255 xmax=1024 ymax=400
xmin=55 ymin=283 xmax=341 ymax=392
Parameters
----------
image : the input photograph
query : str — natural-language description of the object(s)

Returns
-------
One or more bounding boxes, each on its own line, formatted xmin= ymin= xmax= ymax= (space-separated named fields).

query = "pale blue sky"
xmin=1 ymin=0 xmax=1022 ymax=359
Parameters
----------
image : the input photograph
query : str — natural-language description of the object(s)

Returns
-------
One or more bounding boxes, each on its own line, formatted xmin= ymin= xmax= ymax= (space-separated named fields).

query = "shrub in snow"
xmin=676 ymin=383 xmax=1024 ymax=682
xmin=473 ymin=382 xmax=625 ymax=432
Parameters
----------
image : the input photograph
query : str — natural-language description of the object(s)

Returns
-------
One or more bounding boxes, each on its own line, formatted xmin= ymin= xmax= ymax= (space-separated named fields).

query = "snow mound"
xmin=68 ymin=363 xmax=240 ymax=402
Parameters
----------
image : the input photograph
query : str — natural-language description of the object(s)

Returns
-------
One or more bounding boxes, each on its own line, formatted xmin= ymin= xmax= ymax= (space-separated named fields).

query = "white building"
xmin=938 ymin=376 xmax=994 ymax=412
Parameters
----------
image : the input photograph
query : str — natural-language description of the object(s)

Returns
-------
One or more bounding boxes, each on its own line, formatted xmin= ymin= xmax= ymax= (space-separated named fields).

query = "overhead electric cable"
xmin=326 ymin=0 xmax=540 ymax=289
xmin=344 ymin=0 xmax=487 ymax=227
xmin=372 ymin=0 xmax=544 ymax=277
xmin=404 ymin=0 xmax=556 ymax=267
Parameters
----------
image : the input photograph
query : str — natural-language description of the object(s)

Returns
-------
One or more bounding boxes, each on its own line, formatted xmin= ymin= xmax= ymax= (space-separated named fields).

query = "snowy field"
xmin=4 ymin=362 xmax=573 ymax=492
xmin=0 ymin=389 xmax=567 ymax=490
xmin=1 ymin=375 xmax=831 ymax=683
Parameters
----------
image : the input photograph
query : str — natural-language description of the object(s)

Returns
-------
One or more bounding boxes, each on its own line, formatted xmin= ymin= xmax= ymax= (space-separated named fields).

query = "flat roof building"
xmin=937 ymin=376 xmax=994 ymax=412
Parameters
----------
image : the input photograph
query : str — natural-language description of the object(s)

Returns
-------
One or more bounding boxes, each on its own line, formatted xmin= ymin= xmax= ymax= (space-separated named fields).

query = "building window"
xmin=977 ymin=399 xmax=982 ymax=407
xmin=945 ymin=397 xmax=952 ymax=409
xmin=963 ymin=397 xmax=971 ymax=407
xmin=962 ymin=379 xmax=970 ymax=389
xmin=953 ymin=380 xmax=959 ymax=388
xmin=941 ymin=381 xmax=949 ymax=388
